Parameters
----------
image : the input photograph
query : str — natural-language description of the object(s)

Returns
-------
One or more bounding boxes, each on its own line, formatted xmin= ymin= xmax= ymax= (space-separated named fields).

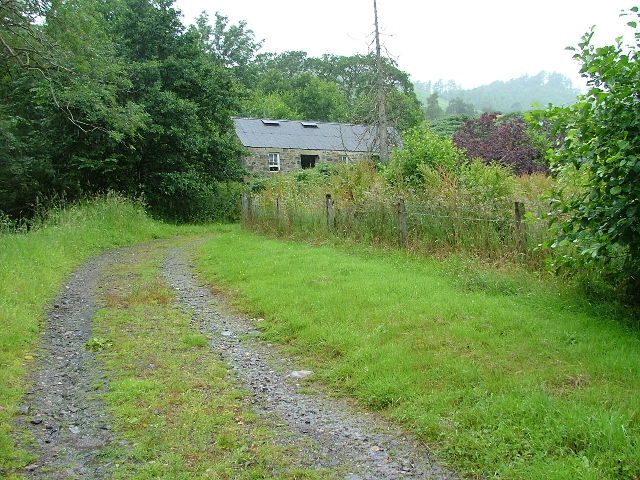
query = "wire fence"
xmin=242 ymin=192 xmax=550 ymax=264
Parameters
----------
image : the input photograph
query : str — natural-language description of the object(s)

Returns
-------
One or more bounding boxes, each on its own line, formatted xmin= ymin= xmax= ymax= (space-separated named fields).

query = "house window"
xmin=268 ymin=153 xmax=280 ymax=172
xmin=341 ymin=155 xmax=350 ymax=163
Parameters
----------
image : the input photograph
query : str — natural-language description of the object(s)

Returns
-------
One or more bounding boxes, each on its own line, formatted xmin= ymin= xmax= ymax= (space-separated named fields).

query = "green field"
xmin=196 ymin=226 xmax=640 ymax=479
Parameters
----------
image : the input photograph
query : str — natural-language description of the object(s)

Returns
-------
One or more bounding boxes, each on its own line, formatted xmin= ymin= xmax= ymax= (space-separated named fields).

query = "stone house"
xmin=233 ymin=117 xmax=384 ymax=174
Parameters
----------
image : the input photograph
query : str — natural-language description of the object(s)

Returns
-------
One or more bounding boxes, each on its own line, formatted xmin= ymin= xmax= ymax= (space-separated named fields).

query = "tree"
xmin=288 ymin=74 xmax=348 ymax=121
xmin=372 ymin=0 xmax=389 ymax=161
xmin=0 ymin=0 xmax=244 ymax=222
xmin=194 ymin=11 xmax=262 ymax=86
xmin=0 ymin=0 xmax=59 ymax=71
xmin=539 ymin=9 xmax=640 ymax=297
xmin=250 ymin=51 xmax=422 ymax=130
xmin=242 ymin=91 xmax=302 ymax=120
xmin=445 ymin=97 xmax=476 ymax=116
xmin=105 ymin=0 xmax=244 ymax=220
xmin=0 ymin=0 xmax=147 ymax=217
xmin=424 ymin=92 xmax=444 ymax=120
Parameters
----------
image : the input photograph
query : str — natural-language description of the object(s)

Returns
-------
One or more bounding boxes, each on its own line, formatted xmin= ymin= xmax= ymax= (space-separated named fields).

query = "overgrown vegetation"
xmin=0 ymin=197 xmax=202 ymax=473
xmin=196 ymin=227 xmax=640 ymax=480
xmin=246 ymin=151 xmax=551 ymax=266
xmin=533 ymin=9 xmax=640 ymax=302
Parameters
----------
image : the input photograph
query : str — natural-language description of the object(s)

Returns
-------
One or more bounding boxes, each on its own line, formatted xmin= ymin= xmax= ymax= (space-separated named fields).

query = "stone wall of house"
xmin=241 ymin=147 xmax=371 ymax=174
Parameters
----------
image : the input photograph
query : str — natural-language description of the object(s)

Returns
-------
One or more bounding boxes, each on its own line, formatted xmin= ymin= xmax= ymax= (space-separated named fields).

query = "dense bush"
xmin=389 ymin=123 xmax=465 ymax=186
xmin=453 ymin=113 xmax=547 ymax=174
xmin=147 ymin=172 xmax=244 ymax=223
xmin=539 ymin=10 xmax=640 ymax=300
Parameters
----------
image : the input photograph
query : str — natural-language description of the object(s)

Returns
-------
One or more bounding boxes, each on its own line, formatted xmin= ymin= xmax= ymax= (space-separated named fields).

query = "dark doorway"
xmin=300 ymin=154 xmax=318 ymax=169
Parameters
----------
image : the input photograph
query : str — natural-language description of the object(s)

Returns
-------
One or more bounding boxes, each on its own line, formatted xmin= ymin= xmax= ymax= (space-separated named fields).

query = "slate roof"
xmin=233 ymin=117 xmax=378 ymax=152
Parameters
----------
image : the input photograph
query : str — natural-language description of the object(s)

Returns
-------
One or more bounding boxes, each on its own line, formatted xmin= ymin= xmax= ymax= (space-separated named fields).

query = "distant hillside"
xmin=415 ymin=72 xmax=580 ymax=113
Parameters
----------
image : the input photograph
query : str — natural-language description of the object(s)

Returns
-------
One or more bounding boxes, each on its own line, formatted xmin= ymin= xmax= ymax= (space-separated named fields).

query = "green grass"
xmin=195 ymin=226 xmax=640 ymax=480
xmin=93 ymin=241 xmax=326 ymax=479
xmin=0 ymin=196 xmax=205 ymax=474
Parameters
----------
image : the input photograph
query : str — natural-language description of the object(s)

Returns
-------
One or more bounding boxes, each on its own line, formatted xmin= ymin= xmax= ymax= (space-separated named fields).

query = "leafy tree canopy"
xmin=424 ymin=92 xmax=444 ymax=120
xmin=0 ymin=0 xmax=244 ymax=221
xmin=243 ymin=51 xmax=423 ymax=130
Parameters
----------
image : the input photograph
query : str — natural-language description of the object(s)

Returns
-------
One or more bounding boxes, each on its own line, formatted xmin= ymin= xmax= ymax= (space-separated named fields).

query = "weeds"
xmin=245 ymin=162 xmax=551 ymax=265
xmin=85 ymin=337 xmax=111 ymax=351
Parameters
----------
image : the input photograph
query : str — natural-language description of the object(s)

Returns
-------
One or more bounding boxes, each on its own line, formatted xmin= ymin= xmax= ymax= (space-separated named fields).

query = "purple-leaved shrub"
xmin=453 ymin=113 xmax=547 ymax=174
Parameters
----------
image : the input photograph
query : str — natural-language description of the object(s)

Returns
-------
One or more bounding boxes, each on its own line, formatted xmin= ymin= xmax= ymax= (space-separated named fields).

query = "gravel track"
xmin=164 ymin=244 xmax=456 ymax=480
xmin=14 ymin=241 xmax=457 ymax=479
xmin=16 ymin=252 xmax=118 ymax=479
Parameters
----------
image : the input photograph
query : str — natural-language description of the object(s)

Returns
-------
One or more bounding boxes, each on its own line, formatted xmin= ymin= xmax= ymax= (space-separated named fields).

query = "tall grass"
xmin=0 ymin=196 xmax=201 ymax=473
xmin=246 ymin=162 xmax=551 ymax=265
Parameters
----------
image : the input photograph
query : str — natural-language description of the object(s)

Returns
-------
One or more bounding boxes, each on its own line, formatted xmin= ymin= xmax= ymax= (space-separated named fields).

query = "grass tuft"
xmin=181 ymin=333 xmax=209 ymax=349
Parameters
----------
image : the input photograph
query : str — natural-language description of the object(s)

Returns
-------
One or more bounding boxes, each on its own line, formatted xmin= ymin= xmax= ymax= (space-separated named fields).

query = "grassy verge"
xmin=94 ymin=241 xmax=326 ymax=479
xmin=196 ymin=226 xmax=640 ymax=480
xmin=0 ymin=197 xmax=204 ymax=473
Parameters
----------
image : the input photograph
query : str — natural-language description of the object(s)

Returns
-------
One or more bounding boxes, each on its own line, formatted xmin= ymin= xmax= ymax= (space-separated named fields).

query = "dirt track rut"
xmin=17 ymin=252 xmax=118 ymax=479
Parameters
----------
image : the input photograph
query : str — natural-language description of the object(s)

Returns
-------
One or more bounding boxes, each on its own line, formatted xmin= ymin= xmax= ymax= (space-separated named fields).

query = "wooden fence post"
xmin=241 ymin=192 xmax=251 ymax=224
xmin=514 ymin=201 xmax=526 ymax=252
xmin=276 ymin=196 xmax=284 ymax=227
xmin=325 ymin=194 xmax=335 ymax=231
xmin=397 ymin=198 xmax=408 ymax=248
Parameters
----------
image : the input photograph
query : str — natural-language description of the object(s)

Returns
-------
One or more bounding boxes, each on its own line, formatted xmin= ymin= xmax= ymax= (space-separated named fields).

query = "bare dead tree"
xmin=373 ymin=0 xmax=389 ymax=162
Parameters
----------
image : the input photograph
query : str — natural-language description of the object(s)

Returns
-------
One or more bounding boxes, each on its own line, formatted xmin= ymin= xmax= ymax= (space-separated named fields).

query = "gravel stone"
xmin=288 ymin=370 xmax=315 ymax=380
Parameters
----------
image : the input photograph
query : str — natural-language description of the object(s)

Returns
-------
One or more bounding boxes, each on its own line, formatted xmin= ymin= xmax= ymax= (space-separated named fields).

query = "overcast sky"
xmin=175 ymin=0 xmax=635 ymax=89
